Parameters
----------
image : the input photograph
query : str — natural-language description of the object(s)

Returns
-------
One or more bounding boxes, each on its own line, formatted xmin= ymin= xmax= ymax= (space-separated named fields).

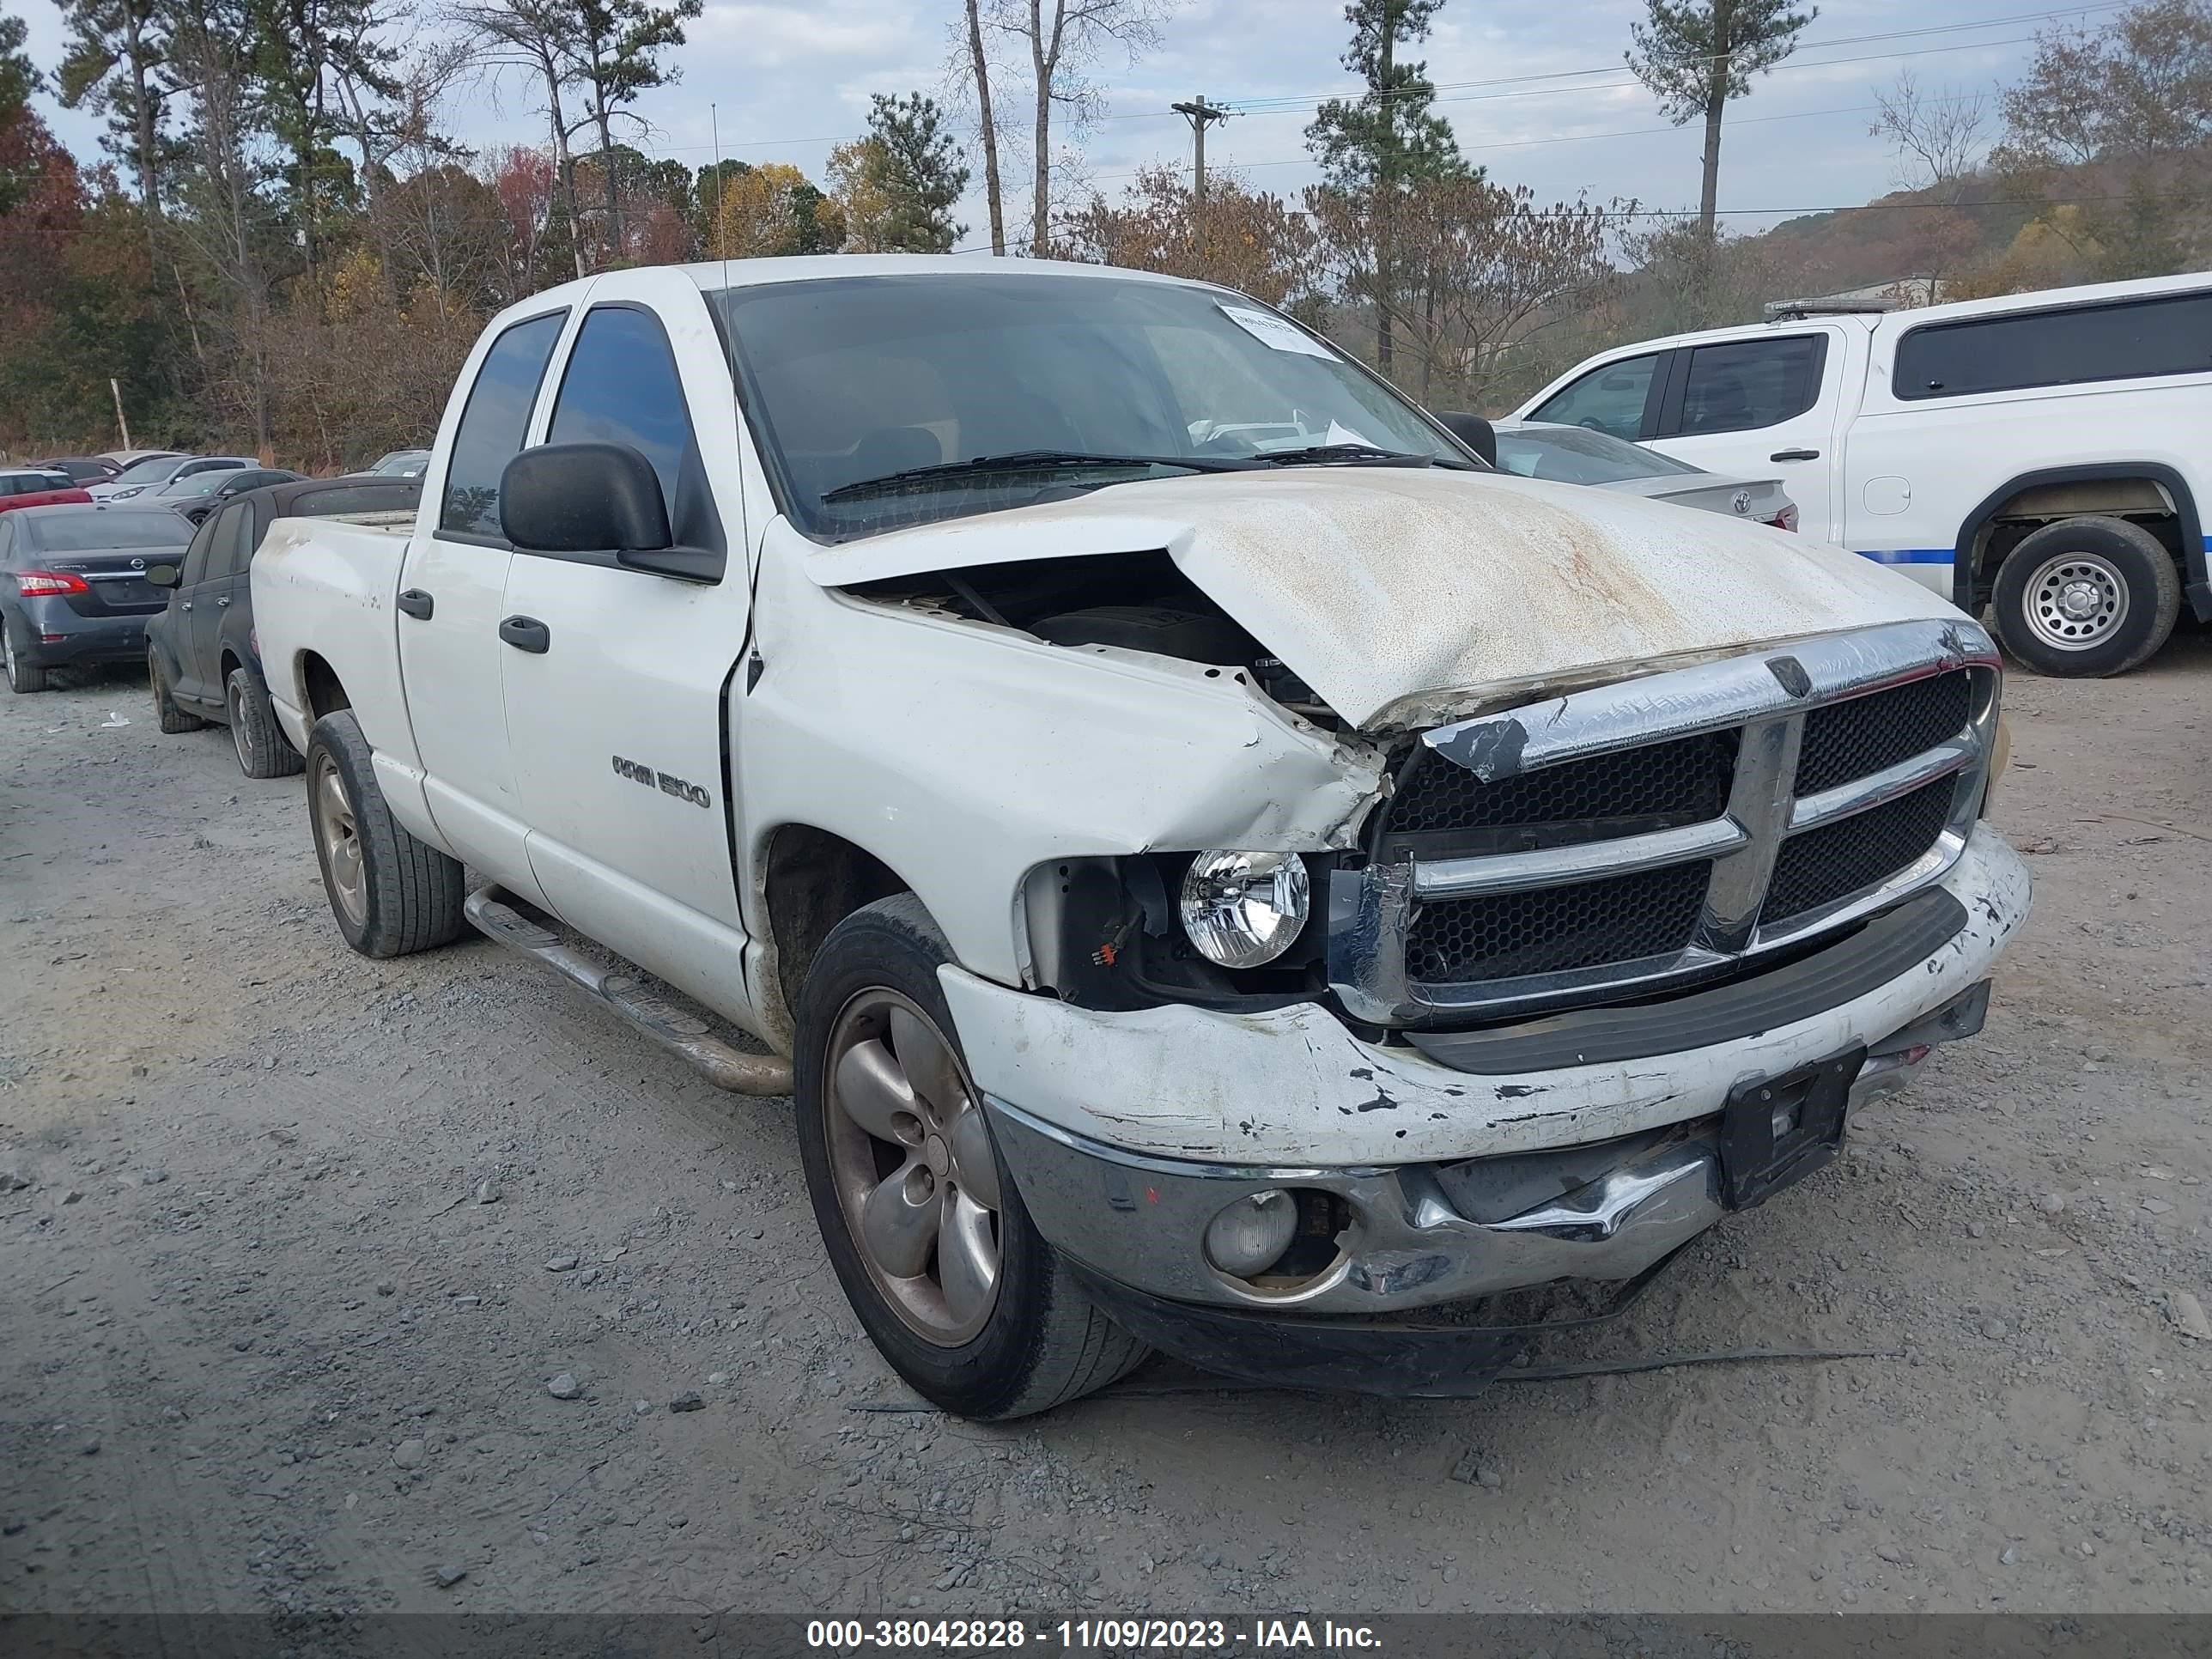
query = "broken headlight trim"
xmin=1178 ymin=849 xmax=1310 ymax=969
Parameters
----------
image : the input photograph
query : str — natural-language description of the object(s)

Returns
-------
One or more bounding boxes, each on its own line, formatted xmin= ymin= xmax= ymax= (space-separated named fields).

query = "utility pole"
xmin=1170 ymin=95 xmax=1234 ymax=204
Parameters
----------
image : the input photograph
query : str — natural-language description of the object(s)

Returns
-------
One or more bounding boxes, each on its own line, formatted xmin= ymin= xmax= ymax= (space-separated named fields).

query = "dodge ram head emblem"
xmin=1730 ymin=489 xmax=1753 ymax=515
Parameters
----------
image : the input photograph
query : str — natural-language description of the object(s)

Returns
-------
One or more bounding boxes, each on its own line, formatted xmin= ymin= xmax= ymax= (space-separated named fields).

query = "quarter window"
xmin=179 ymin=514 xmax=222 ymax=588
xmin=545 ymin=306 xmax=721 ymax=553
xmin=439 ymin=310 xmax=567 ymax=541
xmin=204 ymin=503 xmax=255 ymax=581
xmin=1893 ymin=290 xmax=2212 ymax=400
xmin=1675 ymin=336 xmax=1826 ymax=435
xmin=1528 ymin=354 xmax=1662 ymax=441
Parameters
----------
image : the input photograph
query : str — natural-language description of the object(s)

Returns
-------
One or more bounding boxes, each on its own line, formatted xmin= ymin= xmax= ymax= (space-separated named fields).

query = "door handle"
xmin=396 ymin=588 xmax=434 ymax=620
xmin=216 ymin=596 xmax=231 ymax=608
xmin=1770 ymin=447 xmax=1820 ymax=462
xmin=498 ymin=615 xmax=550 ymax=653
xmin=180 ymin=599 xmax=192 ymax=611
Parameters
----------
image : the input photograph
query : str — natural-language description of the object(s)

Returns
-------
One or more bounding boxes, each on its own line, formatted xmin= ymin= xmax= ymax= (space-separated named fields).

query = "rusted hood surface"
xmin=805 ymin=467 xmax=1961 ymax=729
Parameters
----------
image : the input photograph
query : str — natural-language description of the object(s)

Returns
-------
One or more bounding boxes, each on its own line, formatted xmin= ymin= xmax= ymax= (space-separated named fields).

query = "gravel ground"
xmin=2 ymin=636 xmax=2209 ymax=1620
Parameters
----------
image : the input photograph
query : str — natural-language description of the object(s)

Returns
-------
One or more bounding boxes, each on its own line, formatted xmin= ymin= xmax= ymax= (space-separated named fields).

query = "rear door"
xmin=185 ymin=503 xmax=250 ymax=700
xmin=396 ymin=305 xmax=570 ymax=891
xmin=1644 ymin=327 xmax=1851 ymax=539
xmin=164 ymin=513 xmax=223 ymax=702
xmin=498 ymin=277 xmax=754 ymax=993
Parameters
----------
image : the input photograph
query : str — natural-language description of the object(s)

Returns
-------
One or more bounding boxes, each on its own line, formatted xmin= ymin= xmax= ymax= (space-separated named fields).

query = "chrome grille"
xmin=1328 ymin=619 xmax=2001 ymax=1027
xmin=1765 ymin=776 xmax=1955 ymax=925
xmin=1406 ymin=862 xmax=1713 ymax=981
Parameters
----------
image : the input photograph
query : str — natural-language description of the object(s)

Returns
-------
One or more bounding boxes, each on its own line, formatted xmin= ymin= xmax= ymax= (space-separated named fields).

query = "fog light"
xmin=1204 ymin=1189 xmax=1298 ymax=1278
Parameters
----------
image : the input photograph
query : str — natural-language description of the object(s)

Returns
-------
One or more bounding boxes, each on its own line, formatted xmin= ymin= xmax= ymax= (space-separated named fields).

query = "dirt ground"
xmin=3 ymin=634 xmax=2209 ymax=1623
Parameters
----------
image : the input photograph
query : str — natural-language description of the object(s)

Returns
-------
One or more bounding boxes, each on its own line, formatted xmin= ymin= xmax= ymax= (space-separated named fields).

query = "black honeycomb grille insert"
xmin=1388 ymin=731 xmax=1738 ymax=839
xmin=1406 ymin=862 xmax=1712 ymax=984
xmin=1794 ymin=671 xmax=1972 ymax=797
xmin=1764 ymin=778 xmax=1954 ymax=925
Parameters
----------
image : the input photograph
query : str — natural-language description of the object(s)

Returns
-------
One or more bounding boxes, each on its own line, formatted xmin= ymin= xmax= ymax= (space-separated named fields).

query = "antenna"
xmin=710 ymin=102 xmax=729 ymax=293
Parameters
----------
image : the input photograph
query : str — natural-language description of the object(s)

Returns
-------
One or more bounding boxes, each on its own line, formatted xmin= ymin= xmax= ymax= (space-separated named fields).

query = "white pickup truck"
xmin=255 ymin=256 xmax=2030 ymax=1419
xmin=1514 ymin=271 xmax=2212 ymax=678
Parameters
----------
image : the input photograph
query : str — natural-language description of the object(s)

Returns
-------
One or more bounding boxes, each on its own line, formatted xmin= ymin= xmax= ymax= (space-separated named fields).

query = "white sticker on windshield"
xmin=1218 ymin=304 xmax=1339 ymax=359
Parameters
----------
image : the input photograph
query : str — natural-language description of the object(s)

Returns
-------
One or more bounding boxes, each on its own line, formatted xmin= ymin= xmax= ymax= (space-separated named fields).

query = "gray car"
xmin=1492 ymin=419 xmax=1799 ymax=531
xmin=1 ymin=506 xmax=192 ymax=692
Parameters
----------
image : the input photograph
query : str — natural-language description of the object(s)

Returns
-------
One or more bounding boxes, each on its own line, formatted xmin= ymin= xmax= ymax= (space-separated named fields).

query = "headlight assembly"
xmin=1178 ymin=849 xmax=1310 ymax=968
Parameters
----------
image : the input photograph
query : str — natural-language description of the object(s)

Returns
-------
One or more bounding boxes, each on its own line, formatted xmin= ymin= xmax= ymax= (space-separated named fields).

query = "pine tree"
xmin=1625 ymin=0 xmax=1816 ymax=240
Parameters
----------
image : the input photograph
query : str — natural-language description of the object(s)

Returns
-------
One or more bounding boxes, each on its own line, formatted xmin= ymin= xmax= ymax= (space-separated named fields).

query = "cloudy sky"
xmin=14 ymin=0 xmax=2112 ymax=243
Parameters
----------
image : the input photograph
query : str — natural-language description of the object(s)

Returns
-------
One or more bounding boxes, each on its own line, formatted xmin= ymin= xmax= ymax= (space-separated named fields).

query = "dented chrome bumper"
xmin=986 ymin=999 xmax=1964 ymax=1317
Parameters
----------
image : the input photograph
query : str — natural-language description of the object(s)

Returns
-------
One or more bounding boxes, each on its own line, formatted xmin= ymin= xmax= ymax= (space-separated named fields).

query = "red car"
xmin=0 ymin=468 xmax=94 ymax=512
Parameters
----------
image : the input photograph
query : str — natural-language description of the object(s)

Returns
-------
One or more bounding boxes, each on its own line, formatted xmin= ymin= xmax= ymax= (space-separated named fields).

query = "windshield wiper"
xmin=820 ymin=449 xmax=1261 ymax=502
xmin=1255 ymin=443 xmax=1446 ymax=468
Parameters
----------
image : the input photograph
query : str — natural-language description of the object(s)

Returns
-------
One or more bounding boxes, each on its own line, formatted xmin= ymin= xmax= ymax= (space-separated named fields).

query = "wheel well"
xmin=300 ymin=652 xmax=350 ymax=721
xmin=1961 ymin=468 xmax=2194 ymax=610
xmin=759 ymin=824 xmax=910 ymax=1041
xmin=218 ymin=646 xmax=242 ymax=682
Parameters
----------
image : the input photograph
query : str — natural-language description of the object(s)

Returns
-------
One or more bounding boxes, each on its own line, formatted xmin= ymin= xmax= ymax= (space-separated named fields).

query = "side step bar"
xmin=463 ymin=886 xmax=794 ymax=1097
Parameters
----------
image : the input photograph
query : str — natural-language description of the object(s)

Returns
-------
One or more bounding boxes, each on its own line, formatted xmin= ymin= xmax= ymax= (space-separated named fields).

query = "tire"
xmin=3 ymin=616 xmax=48 ymax=693
xmin=795 ymin=893 xmax=1148 ymax=1419
xmin=149 ymin=649 xmax=206 ymax=732
xmin=226 ymin=665 xmax=305 ymax=779
xmin=303 ymin=709 xmax=466 ymax=957
xmin=1990 ymin=515 xmax=2180 ymax=678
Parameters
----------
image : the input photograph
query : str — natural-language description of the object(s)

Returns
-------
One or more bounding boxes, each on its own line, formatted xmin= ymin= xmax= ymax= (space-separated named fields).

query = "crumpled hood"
xmin=804 ymin=467 xmax=1960 ymax=729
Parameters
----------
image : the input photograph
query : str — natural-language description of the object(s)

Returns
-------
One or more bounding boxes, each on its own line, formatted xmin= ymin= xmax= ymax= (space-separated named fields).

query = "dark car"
xmin=0 ymin=469 xmax=95 ymax=513
xmin=2 ymin=506 xmax=192 ymax=692
xmin=33 ymin=457 xmax=123 ymax=484
xmin=159 ymin=466 xmax=304 ymax=526
xmin=147 ymin=475 xmax=421 ymax=776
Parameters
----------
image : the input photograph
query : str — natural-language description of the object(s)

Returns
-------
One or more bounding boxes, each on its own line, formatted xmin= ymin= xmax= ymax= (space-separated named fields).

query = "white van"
xmin=1514 ymin=271 xmax=2212 ymax=677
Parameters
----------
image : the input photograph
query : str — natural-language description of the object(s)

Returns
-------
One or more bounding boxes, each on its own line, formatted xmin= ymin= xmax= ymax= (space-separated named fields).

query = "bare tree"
xmin=1054 ymin=164 xmax=1320 ymax=309
xmin=990 ymin=0 xmax=1171 ymax=257
xmin=446 ymin=0 xmax=588 ymax=277
xmin=958 ymin=0 xmax=1006 ymax=253
xmin=334 ymin=41 xmax=477 ymax=304
xmin=1870 ymin=71 xmax=1988 ymax=196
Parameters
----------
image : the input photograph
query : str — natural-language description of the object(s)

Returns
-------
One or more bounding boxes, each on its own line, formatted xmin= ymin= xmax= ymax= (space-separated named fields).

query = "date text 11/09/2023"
xmin=805 ymin=1620 xmax=1383 ymax=1651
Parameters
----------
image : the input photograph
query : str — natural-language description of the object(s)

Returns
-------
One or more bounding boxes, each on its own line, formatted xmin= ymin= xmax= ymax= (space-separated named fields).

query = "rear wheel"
xmin=796 ymin=894 xmax=1148 ymax=1419
xmin=1990 ymin=515 xmax=2180 ymax=678
xmin=149 ymin=649 xmax=206 ymax=732
xmin=226 ymin=665 xmax=304 ymax=779
xmin=3 ymin=617 xmax=48 ymax=693
xmin=304 ymin=709 xmax=465 ymax=957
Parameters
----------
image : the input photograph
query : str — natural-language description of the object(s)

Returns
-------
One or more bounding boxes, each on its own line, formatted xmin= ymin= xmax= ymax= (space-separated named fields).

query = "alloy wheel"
xmin=311 ymin=750 xmax=367 ymax=927
xmin=822 ymin=989 xmax=1003 ymax=1346
xmin=228 ymin=678 xmax=254 ymax=770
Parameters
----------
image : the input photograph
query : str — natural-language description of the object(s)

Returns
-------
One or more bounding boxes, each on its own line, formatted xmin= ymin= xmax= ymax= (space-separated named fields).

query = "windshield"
xmin=25 ymin=511 xmax=191 ymax=551
xmin=111 ymin=456 xmax=184 ymax=485
xmin=373 ymin=450 xmax=429 ymax=475
xmin=709 ymin=273 xmax=1473 ymax=539
xmin=1493 ymin=423 xmax=1705 ymax=486
xmin=165 ymin=471 xmax=237 ymax=497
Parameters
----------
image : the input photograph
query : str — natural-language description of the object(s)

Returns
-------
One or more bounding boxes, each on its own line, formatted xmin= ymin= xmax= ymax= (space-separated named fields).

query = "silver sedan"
xmin=1492 ymin=419 xmax=1799 ymax=531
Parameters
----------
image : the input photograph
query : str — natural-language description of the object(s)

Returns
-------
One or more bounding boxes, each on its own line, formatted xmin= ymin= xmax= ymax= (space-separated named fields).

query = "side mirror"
xmin=146 ymin=563 xmax=179 ymax=587
xmin=1435 ymin=411 xmax=1498 ymax=466
xmin=500 ymin=441 xmax=672 ymax=556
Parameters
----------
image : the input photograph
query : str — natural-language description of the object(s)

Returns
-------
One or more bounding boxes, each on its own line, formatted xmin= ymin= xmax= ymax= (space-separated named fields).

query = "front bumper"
xmin=951 ymin=826 xmax=2025 ymax=1345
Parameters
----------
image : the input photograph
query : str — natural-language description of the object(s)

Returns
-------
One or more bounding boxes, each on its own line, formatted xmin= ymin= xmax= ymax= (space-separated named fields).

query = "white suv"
xmin=1515 ymin=271 xmax=2212 ymax=677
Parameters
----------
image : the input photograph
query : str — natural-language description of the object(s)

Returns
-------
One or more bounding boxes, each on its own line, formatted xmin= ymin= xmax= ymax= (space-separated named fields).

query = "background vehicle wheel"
xmin=1990 ymin=515 xmax=2179 ymax=678
xmin=795 ymin=893 xmax=1148 ymax=1419
xmin=3 ymin=617 xmax=48 ymax=693
xmin=227 ymin=666 xmax=305 ymax=779
xmin=149 ymin=650 xmax=206 ymax=732
xmin=303 ymin=709 xmax=465 ymax=957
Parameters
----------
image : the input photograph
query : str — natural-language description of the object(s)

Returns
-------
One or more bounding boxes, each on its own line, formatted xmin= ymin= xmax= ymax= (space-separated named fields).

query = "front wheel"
xmin=1990 ymin=515 xmax=2180 ymax=677
xmin=150 ymin=649 xmax=206 ymax=732
xmin=227 ymin=666 xmax=305 ymax=779
xmin=795 ymin=894 xmax=1148 ymax=1419
xmin=304 ymin=710 xmax=465 ymax=957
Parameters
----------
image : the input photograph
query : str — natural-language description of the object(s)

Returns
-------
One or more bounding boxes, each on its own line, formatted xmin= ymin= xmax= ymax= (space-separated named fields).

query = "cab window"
xmin=545 ymin=304 xmax=723 ymax=556
xmin=439 ymin=310 xmax=568 ymax=542
xmin=1528 ymin=354 xmax=1662 ymax=441
xmin=1674 ymin=335 xmax=1826 ymax=435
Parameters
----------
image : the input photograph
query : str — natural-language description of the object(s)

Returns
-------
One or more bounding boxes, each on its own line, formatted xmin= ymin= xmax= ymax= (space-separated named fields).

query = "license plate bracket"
xmin=1717 ymin=1046 xmax=1865 ymax=1209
